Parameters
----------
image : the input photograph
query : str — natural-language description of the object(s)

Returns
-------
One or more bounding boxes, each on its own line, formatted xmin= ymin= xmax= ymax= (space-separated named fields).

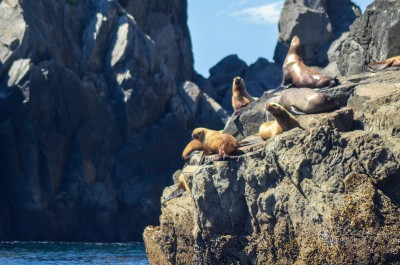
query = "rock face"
xmin=119 ymin=0 xmax=194 ymax=83
xmin=0 ymin=0 xmax=225 ymax=242
xmin=144 ymin=70 xmax=400 ymax=264
xmin=338 ymin=0 xmax=400 ymax=75
xmin=274 ymin=0 xmax=361 ymax=66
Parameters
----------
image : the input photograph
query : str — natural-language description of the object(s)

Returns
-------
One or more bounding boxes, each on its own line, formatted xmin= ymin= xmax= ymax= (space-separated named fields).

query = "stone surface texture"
xmin=274 ymin=0 xmax=361 ymax=67
xmin=338 ymin=0 xmax=400 ymax=75
xmin=144 ymin=70 xmax=400 ymax=264
xmin=0 ymin=0 xmax=225 ymax=242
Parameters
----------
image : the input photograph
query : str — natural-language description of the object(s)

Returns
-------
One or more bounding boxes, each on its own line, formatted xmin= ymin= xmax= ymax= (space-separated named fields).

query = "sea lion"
xmin=192 ymin=128 xmax=239 ymax=164
xmin=278 ymin=88 xmax=339 ymax=115
xmin=182 ymin=139 xmax=203 ymax=160
xmin=368 ymin=55 xmax=400 ymax=72
xmin=276 ymin=36 xmax=338 ymax=92
xmin=232 ymin=77 xmax=255 ymax=113
xmin=165 ymin=173 xmax=191 ymax=201
xmin=259 ymin=102 xmax=300 ymax=140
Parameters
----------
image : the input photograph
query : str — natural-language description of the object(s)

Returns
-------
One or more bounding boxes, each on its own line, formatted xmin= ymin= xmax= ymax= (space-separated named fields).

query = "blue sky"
xmin=188 ymin=0 xmax=373 ymax=77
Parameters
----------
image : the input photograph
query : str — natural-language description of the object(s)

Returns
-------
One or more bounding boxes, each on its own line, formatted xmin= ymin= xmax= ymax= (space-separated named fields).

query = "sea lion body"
xmin=232 ymin=77 xmax=255 ymax=112
xmin=281 ymin=36 xmax=338 ymax=89
xmin=368 ymin=55 xmax=400 ymax=72
xmin=192 ymin=127 xmax=238 ymax=163
xmin=182 ymin=139 xmax=203 ymax=160
xmin=278 ymin=88 xmax=339 ymax=115
xmin=259 ymin=102 xmax=300 ymax=140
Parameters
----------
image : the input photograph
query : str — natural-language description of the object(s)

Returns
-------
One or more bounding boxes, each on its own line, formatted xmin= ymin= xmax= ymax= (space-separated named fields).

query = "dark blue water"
xmin=0 ymin=242 xmax=148 ymax=264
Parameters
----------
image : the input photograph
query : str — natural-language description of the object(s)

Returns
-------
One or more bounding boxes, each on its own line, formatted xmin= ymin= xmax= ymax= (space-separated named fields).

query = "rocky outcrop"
xmin=144 ymin=70 xmax=400 ymax=264
xmin=0 ymin=0 xmax=225 ymax=242
xmin=274 ymin=0 xmax=361 ymax=67
xmin=119 ymin=0 xmax=194 ymax=83
xmin=338 ymin=0 xmax=400 ymax=75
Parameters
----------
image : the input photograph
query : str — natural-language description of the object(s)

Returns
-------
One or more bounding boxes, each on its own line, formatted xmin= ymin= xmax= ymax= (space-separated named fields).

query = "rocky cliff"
xmin=144 ymin=69 xmax=400 ymax=264
xmin=0 ymin=0 xmax=226 ymax=241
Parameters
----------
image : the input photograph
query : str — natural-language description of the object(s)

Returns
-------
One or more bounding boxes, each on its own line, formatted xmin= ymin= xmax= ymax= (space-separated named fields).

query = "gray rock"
xmin=338 ymin=0 xmax=400 ymax=75
xmin=119 ymin=0 xmax=195 ymax=83
xmin=274 ymin=0 xmax=361 ymax=66
xmin=144 ymin=69 xmax=400 ymax=264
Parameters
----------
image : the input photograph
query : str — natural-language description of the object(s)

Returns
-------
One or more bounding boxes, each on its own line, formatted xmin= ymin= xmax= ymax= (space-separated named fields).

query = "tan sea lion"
xmin=232 ymin=77 xmax=255 ymax=112
xmin=259 ymin=102 xmax=300 ymax=140
xmin=192 ymin=128 xmax=239 ymax=164
xmin=165 ymin=173 xmax=191 ymax=201
xmin=277 ymin=36 xmax=338 ymax=91
xmin=278 ymin=88 xmax=339 ymax=115
xmin=182 ymin=139 xmax=203 ymax=160
xmin=368 ymin=55 xmax=400 ymax=72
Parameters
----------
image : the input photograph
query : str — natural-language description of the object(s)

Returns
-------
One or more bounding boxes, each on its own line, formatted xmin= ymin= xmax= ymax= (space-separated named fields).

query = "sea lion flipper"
xmin=289 ymin=106 xmax=306 ymax=115
xmin=165 ymin=187 xmax=186 ymax=201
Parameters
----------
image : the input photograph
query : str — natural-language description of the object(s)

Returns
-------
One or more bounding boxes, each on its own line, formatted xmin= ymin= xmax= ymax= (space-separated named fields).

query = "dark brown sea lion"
xmin=277 ymin=35 xmax=338 ymax=91
xmin=368 ymin=55 xmax=400 ymax=72
xmin=278 ymin=88 xmax=339 ymax=115
xmin=259 ymin=102 xmax=300 ymax=140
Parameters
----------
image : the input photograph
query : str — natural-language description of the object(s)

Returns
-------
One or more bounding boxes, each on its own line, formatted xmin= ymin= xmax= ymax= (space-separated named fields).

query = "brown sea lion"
xmin=368 ymin=55 xmax=400 ymax=72
xmin=192 ymin=128 xmax=239 ymax=164
xmin=278 ymin=88 xmax=339 ymax=115
xmin=232 ymin=77 xmax=255 ymax=112
xmin=277 ymin=36 xmax=338 ymax=91
xmin=259 ymin=102 xmax=300 ymax=140
xmin=182 ymin=139 xmax=203 ymax=160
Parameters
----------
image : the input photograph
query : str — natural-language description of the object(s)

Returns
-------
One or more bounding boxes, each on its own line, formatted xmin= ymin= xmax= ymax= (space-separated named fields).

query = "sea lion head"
xmin=265 ymin=102 xmax=284 ymax=115
xmin=289 ymin=35 xmax=302 ymax=56
xmin=232 ymin=77 xmax=245 ymax=91
xmin=192 ymin=128 xmax=206 ymax=142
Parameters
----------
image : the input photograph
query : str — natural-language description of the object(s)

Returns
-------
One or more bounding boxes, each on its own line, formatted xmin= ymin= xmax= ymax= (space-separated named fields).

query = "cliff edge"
xmin=144 ymin=69 xmax=400 ymax=264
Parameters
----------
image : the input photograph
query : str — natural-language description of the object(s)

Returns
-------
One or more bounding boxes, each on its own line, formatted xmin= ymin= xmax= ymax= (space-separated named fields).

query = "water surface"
xmin=0 ymin=241 xmax=148 ymax=264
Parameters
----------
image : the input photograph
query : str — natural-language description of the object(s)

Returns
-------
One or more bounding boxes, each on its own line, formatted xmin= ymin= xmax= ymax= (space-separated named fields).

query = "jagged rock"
xmin=144 ymin=70 xmax=400 ymax=264
xmin=274 ymin=0 xmax=361 ymax=66
xmin=119 ymin=0 xmax=194 ymax=82
xmin=169 ymin=81 xmax=228 ymax=129
xmin=338 ymin=0 xmax=400 ymax=75
xmin=0 ymin=0 xmax=218 ymax=242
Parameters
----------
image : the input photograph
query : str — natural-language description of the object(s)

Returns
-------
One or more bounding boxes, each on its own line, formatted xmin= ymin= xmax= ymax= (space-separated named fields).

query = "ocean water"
xmin=0 ymin=242 xmax=148 ymax=264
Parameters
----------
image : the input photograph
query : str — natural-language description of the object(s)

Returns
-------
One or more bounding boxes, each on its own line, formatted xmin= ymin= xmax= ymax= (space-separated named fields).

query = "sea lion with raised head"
xmin=368 ymin=55 xmax=400 ymax=72
xmin=278 ymin=88 xmax=339 ymax=115
xmin=259 ymin=102 xmax=300 ymax=140
xmin=232 ymin=76 xmax=255 ymax=113
xmin=275 ymin=36 xmax=338 ymax=92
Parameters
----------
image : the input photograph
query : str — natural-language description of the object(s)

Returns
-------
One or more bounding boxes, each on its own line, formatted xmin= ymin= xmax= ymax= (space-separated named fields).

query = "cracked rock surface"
xmin=144 ymin=70 xmax=400 ymax=264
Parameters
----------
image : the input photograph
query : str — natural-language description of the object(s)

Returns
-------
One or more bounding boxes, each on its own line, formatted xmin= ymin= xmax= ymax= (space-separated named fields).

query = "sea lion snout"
xmin=234 ymin=77 xmax=242 ymax=85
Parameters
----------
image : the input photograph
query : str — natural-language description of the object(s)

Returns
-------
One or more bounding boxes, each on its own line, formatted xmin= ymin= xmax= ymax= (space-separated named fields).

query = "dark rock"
xmin=0 ymin=0 xmax=222 ymax=242
xmin=119 ymin=0 xmax=195 ymax=82
xmin=274 ymin=0 xmax=361 ymax=66
xmin=338 ymin=0 xmax=400 ymax=75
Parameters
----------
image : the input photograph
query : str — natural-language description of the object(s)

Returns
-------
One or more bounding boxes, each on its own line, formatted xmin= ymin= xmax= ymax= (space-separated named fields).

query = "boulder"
xmin=338 ymin=0 xmax=400 ymax=75
xmin=274 ymin=0 xmax=361 ymax=66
